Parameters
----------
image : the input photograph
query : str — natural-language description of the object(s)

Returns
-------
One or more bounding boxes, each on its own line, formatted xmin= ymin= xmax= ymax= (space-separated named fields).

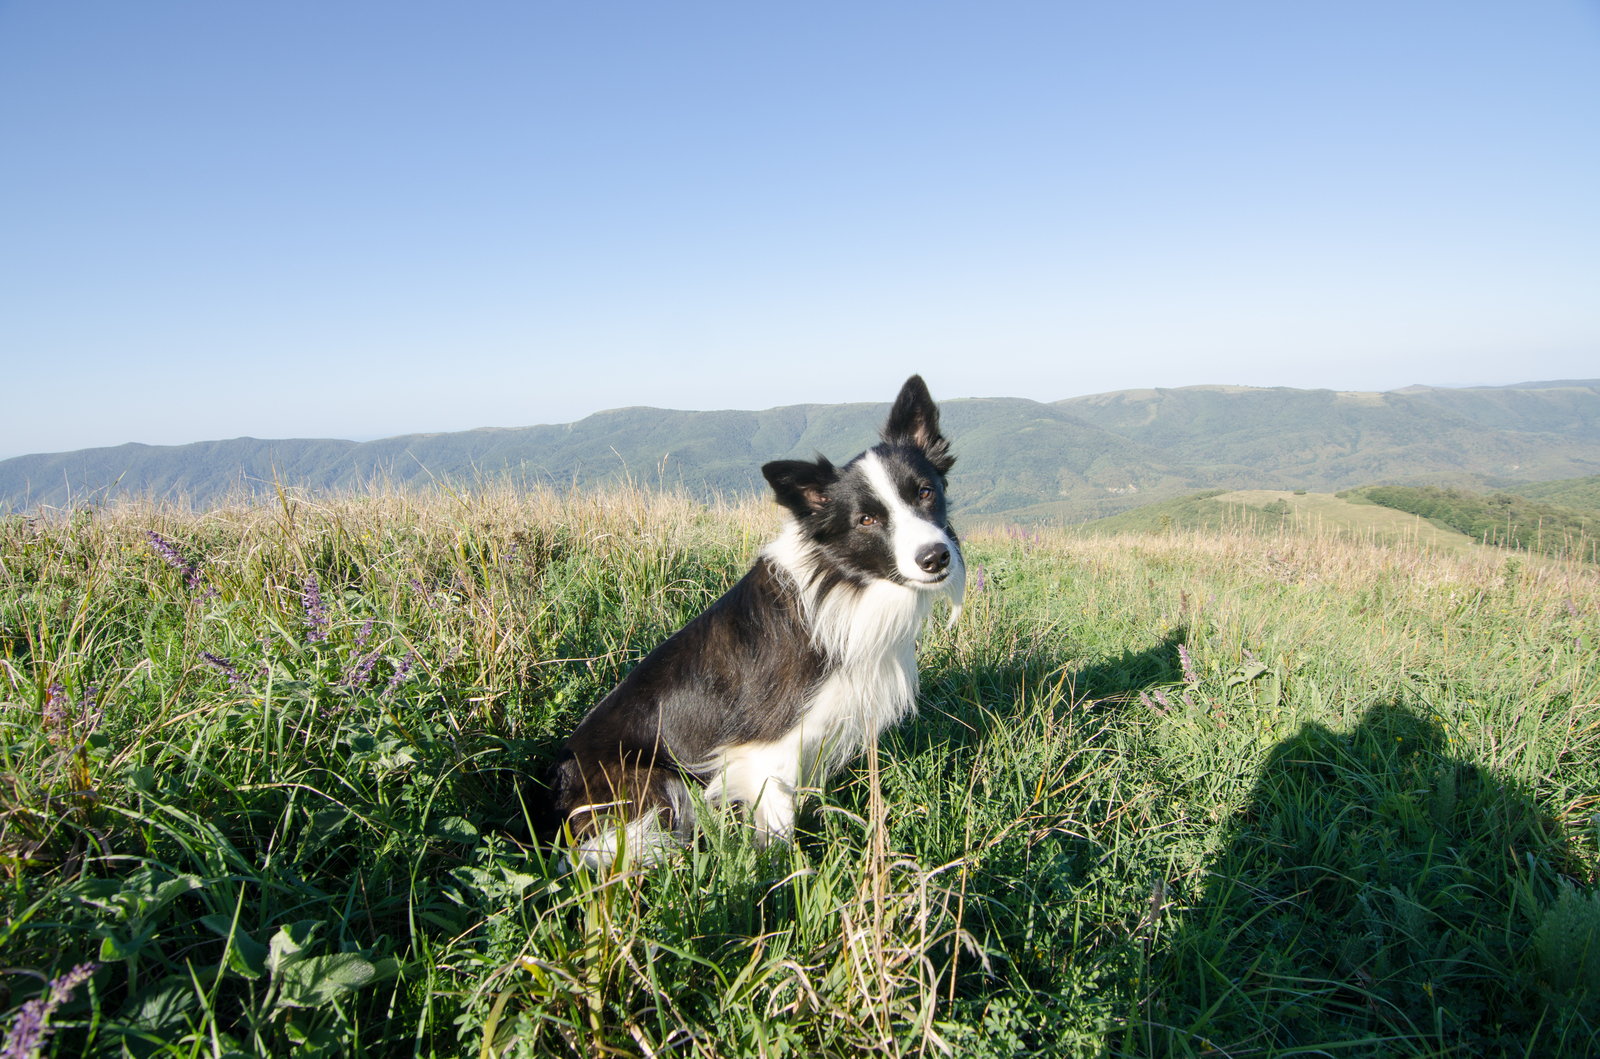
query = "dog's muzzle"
xmin=915 ymin=542 xmax=951 ymax=576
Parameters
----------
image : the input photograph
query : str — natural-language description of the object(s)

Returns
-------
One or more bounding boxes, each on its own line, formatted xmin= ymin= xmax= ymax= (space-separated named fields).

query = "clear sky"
xmin=3 ymin=2 xmax=1598 ymax=459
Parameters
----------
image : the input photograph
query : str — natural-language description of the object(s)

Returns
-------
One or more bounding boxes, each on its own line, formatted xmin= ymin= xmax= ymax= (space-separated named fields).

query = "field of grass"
xmin=2 ymin=486 xmax=1598 ymax=1056
xmin=1067 ymin=490 xmax=1490 ymax=556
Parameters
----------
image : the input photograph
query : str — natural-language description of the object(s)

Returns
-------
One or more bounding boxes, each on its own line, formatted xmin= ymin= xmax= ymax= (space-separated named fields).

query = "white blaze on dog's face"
xmin=858 ymin=450 xmax=963 ymax=590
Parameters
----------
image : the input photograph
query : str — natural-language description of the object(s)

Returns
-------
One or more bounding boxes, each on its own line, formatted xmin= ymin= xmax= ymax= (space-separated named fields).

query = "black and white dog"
xmin=549 ymin=375 xmax=965 ymax=868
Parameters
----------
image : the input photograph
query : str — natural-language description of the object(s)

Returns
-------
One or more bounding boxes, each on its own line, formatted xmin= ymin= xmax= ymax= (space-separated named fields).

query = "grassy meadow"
xmin=1 ymin=486 xmax=1598 ymax=1056
xmin=1065 ymin=490 xmax=1496 ymax=558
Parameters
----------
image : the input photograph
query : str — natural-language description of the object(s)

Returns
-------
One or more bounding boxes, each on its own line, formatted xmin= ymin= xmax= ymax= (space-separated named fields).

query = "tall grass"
xmin=1 ymin=485 xmax=1596 ymax=1056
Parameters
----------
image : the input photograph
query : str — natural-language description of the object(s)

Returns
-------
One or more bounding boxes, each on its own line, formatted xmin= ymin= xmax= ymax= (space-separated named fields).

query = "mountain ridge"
xmin=5 ymin=380 xmax=1600 ymax=520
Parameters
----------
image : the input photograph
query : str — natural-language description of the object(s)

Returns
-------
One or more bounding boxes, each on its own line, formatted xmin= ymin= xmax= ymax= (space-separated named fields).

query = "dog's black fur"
xmin=548 ymin=375 xmax=964 ymax=867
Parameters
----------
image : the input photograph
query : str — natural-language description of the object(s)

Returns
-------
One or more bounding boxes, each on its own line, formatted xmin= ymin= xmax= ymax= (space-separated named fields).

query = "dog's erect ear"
xmin=762 ymin=456 xmax=839 ymax=518
xmin=882 ymin=374 xmax=955 ymax=475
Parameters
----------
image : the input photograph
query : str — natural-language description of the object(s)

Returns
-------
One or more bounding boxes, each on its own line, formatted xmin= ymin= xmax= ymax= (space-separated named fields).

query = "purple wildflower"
xmin=342 ymin=622 xmax=381 ymax=687
xmin=1139 ymin=690 xmax=1168 ymax=716
xmin=345 ymin=652 xmax=381 ymax=687
xmin=1178 ymin=643 xmax=1198 ymax=684
xmin=353 ymin=652 xmax=381 ymax=685
xmin=2 ymin=1001 xmax=45 ymax=1059
xmin=46 ymin=963 xmax=95 ymax=1006
xmin=43 ymin=684 xmax=101 ymax=745
xmin=342 ymin=623 xmax=382 ymax=687
xmin=199 ymin=652 xmax=245 ymax=687
xmin=42 ymin=684 xmax=68 ymax=744
xmin=1153 ymin=688 xmax=1172 ymax=710
xmin=302 ymin=576 xmax=328 ymax=643
xmin=1567 ymin=598 xmax=1581 ymax=621
xmin=1 ymin=962 xmax=97 ymax=1059
xmin=1243 ymin=648 xmax=1260 ymax=666
xmin=974 ymin=565 xmax=986 ymax=593
xmin=146 ymin=531 xmax=187 ymax=572
xmin=147 ymin=531 xmax=206 ymax=594
xmin=385 ymin=650 xmax=416 ymax=695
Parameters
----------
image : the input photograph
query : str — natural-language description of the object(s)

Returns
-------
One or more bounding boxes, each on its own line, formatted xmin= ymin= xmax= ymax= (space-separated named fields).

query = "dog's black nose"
xmin=916 ymin=542 xmax=950 ymax=574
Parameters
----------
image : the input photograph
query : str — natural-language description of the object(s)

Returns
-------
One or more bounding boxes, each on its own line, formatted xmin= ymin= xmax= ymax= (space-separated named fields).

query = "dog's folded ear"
xmin=882 ymin=374 xmax=955 ymax=476
xmin=762 ymin=456 xmax=839 ymax=517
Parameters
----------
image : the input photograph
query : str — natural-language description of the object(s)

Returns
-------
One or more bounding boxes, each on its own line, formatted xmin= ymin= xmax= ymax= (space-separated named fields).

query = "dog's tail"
xmin=552 ymin=754 xmax=696 ymax=872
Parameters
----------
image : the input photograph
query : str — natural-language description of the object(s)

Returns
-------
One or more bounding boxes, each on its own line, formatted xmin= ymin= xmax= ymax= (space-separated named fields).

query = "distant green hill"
xmin=1352 ymin=483 xmax=1599 ymax=563
xmin=1066 ymin=489 xmax=1487 ymax=554
xmin=6 ymin=381 xmax=1600 ymax=520
xmin=1504 ymin=474 xmax=1600 ymax=510
xmin=1394 ymin=380 xmax=1600 ymax=440
xmin=1065 ymin=471 xmax=1600 ymax=563
xmin=0 ymin=399 xmax=1211 ymax=521
xmin=1057 ymin=383 xmax=1600 ymax=491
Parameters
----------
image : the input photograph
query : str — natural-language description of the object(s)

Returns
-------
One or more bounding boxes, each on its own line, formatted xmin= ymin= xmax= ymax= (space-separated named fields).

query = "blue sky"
xmin=2 ymin=2 xmax=1598 ymax=459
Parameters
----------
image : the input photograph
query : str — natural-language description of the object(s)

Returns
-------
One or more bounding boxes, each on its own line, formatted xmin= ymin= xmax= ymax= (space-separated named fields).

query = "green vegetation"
xmin=8 ymin=381 xmax=1600 ymax=523
xmin=1395 ymin=381 xmax=1600 ymax=441
xmin=3 ymin=487 xmax=1598 ymax=1056
xmin=1070 ymin=489 xmax=1485 ymax=556
xmin=1057 ymin=490 xmax=1230 ymax=535
xmin=1356 ymin=484 xmax=1599 ymax=564
xmin=1510 ymin=474 xmax=1600 ymax=513
xmin=1057 ymin=382 xmax=1600 ymax=500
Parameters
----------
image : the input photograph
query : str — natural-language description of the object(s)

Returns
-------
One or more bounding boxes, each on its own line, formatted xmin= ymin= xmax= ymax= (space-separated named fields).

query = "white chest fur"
xmin=798 ymin=577 xmax=932 ymax=779
xmin=701 ymin=525 xmax=945 ymax=841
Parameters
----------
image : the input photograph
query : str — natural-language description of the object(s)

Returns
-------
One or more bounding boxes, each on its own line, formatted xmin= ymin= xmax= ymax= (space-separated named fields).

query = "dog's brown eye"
xmin=918 ymin=486 xmax=933 ymax=501
xmin=859 ymin=514 xmax=876 ymax=527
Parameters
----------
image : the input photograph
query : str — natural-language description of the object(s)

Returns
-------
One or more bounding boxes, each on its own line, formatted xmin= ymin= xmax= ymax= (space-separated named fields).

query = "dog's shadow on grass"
xmin=1150 ymin=702 xmax=1598 ymax=1056
xmin=914 ymin=630 xmax=1192 ymax=749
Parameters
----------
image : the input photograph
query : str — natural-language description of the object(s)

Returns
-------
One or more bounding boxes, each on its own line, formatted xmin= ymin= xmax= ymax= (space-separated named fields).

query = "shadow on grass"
xmin=1143 ymin=702 xmax=1599 ymax=1058
xmin=913 ymin=631 xmax=1193 ymax=750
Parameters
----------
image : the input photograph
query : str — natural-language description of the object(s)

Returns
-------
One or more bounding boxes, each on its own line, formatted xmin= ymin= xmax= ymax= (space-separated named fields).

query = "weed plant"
xmin=0 ymin=486 xmax=1597 ymax=1056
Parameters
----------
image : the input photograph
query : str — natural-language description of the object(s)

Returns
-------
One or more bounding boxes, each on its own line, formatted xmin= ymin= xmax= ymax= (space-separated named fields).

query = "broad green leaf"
xmin=121 ymin=976 xmax=201 ymax=1031
xmin=1226 ymin=662 xmax=1268 ymax=687
xmin=272 ymin=953 xmax=377 ymax=1010
xmin=143 ymin=874 xmax=202 ymax=921
xmin=302 ymin=807 xmax=352 ymax=857
xmin=199 ymin=914 xmax=269 ymax=979
xmin=427 ymin=816 xmax=478 ymax=843
xmin=369 ymin=957 xmax=402 ymax=981
xmin=267 ymin=919 xmax=324 ymax=977
xmin=99 ymin=927 xmax=151 ymax=961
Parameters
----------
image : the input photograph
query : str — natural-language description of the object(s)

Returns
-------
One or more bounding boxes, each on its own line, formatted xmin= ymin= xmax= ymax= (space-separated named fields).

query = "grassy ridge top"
xmin=7 ymin=380 xmax=1600 ymax=520
xmin=2 ymin=486 xmax=1597 ymax=1054
xmin=1068 ymin=488 xmax=1489 ymax=554
xmin=1355 ymin=483 xmax=1600 ymax=563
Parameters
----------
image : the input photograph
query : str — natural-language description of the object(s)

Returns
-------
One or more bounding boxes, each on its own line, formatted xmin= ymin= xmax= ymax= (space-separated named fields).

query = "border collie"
xmin=548 ymin=376 xmax=965 ymax=869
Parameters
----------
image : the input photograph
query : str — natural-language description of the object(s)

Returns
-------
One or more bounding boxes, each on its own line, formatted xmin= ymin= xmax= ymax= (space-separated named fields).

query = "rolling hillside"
xmin=1504 ymin=473 xmax=1600 ymax=510
xmin=0 ymin=399 xmax=1205 ymax=520
xmin=5 ymin=380 xmax=1600 ymax=520
xmin=1057 ymin=381 xmax=1600 ymax=490
xmin=1066 ymin=488 xmax=1487 ymax=555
